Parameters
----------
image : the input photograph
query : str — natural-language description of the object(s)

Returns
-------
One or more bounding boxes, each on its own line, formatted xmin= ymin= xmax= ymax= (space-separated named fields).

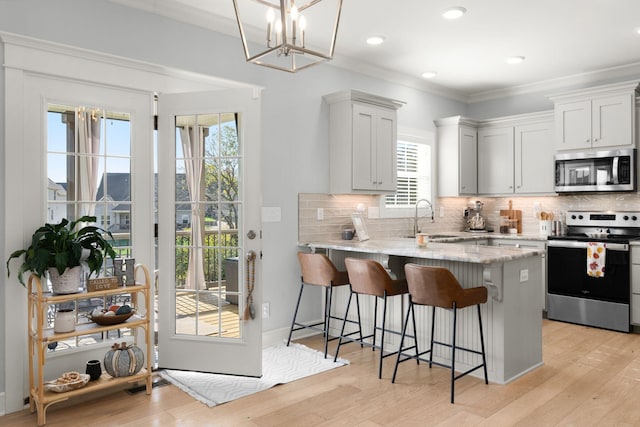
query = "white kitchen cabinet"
xmin=434 ymin=116 xmax=479 ymax=196
xmin=477 ymin=126 xmax=514 ymax=194
xmin=549 ymin=80 xmax=638 ymax=151
xmin=491 ymin=238 xmax=547 ymax=311
xmin=476 ymin=113 xmax=554 ymax=195
xmin=324 ymin=90 xmax=404 ymax=194
xmin=514 ymin=120 xmax=554 ymax=193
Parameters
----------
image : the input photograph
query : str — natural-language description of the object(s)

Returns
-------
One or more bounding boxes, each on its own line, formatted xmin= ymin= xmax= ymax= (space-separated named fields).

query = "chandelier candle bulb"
xmin=300 ymin=15 xmax=306 ymax=47
xmin=291 ymin=5 xmax=298 ymax=45
xmin=266 ymin=8 xmax=274 ymax=45
xmin=275 ymin=19 xmax=282 ymax=45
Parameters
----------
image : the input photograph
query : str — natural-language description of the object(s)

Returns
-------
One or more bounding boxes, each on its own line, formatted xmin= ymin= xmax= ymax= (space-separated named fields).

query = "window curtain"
xmin=76 ymin=110 xmax=101 ymax=217
xmin=179 ymin=125 xmax=206 ymax=290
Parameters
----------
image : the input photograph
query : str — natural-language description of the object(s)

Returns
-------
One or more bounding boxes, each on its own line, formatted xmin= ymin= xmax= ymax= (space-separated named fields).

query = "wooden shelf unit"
xmin=27 ymin=264 xmax=153 ymax=426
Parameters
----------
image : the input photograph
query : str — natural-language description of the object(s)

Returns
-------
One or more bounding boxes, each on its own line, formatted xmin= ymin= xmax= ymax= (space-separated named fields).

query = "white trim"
xmin=547 ymin=79 xmax=640 ymax=103
xmin=469 ymin=63 xmax=640 ymax=104
xmin=0 ymin=31 xmax=258 ymax=94
xmin=0 ymin=392 xmax=5 ymax=416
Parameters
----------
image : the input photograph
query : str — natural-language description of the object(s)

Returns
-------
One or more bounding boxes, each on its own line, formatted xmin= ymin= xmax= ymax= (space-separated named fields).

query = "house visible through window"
xmin=381 ymin=129 xmax=434 ymax=217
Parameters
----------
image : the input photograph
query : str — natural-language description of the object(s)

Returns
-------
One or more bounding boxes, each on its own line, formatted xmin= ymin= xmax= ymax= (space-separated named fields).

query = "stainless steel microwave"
xmin=554 ymin=149 xmax=636 ymax=193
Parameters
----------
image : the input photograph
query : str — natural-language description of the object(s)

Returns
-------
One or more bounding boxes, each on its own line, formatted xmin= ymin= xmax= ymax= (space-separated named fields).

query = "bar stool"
xmin=334 ymin=257 xmax=416 ymax=379
xmin=392 ymin=263 xmax=488 ymax=404
xmin=287 ymin=252 xmax=361 ymax=358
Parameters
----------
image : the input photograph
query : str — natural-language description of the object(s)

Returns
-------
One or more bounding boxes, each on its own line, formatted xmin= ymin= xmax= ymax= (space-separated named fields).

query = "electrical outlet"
xmin=519 ymin=269 xmax=529 ymax=282
xmin=439 ymin=206 xmax=445 ymax=217
xmin=262 ymin=302 xmax=270 ymax=319
xmin=317 ymin=208 xmax=324 ymax=220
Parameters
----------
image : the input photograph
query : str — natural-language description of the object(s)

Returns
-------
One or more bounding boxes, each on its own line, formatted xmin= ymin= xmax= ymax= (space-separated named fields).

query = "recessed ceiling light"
xmin=366 ymin=36 xmax=386 ymax=46
xmin=506 ymin=56 xmax=525 ymax=64
xmin=442 ymin=6 xmax=467 ymax=20
xmin=637 ymin=27 xmax=640 ymax=35
xmin=421 ymin=71 xmax=438 ymax=79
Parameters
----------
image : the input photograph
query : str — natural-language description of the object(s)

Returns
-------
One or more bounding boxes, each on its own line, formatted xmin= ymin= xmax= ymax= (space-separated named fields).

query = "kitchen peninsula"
xmin=301 ymin=238 xmax=545 ymax=384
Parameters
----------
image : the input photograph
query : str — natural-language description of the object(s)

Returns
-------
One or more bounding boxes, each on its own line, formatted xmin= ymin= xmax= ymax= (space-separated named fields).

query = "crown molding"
xmin=0 ymin=31 xmax=257 ymax=93
xmin=467 ymin=62 xmax=640 ymax=104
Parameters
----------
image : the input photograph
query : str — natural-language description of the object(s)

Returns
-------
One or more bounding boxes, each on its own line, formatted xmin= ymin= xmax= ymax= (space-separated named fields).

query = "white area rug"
xmin=159 ymin=343 xmax=349 ymax=407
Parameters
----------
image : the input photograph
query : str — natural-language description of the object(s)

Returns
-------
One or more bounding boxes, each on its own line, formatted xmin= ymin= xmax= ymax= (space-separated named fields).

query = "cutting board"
xmin=500 ymin=209 xmax=522 ymax=233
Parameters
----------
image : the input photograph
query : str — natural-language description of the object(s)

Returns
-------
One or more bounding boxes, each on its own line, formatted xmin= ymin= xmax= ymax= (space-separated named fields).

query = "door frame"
xmin=1 ymin=32 xmax=259 ymax=414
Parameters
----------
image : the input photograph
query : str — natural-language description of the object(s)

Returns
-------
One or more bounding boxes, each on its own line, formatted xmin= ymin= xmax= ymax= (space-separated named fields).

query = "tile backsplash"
xmin=298 ymin=192 xmax=640 ymax=242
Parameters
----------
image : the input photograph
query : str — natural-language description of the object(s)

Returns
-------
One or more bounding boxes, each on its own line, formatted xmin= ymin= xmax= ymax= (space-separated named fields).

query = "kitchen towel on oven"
xmin=587 ymin=242 xmax=606 ymax=277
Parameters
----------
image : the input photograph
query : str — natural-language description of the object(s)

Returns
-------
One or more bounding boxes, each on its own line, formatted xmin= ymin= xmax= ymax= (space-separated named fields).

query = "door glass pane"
xmin=174 ymin=113 xmax=242 ymax=339
xmin=46 ymin=104 xmax=133 ymax=352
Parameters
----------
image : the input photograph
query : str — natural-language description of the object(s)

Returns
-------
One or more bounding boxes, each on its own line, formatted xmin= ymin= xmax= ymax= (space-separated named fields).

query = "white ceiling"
xmin=113 ymin=0 xmax=640 ymax=102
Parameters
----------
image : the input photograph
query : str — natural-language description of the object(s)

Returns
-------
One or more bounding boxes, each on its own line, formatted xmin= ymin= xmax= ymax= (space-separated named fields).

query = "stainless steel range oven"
xmin=547 ymin=211 xmax=640 ymax=332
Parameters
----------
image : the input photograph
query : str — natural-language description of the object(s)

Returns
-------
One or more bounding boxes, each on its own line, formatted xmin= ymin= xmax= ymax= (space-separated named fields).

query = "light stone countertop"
xmin=301 ymin=237 xmax=545 ymax=265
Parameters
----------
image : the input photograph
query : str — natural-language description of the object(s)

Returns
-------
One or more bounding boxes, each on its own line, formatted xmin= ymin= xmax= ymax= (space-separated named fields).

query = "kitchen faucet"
xmin=414 ymin=198 xmax=435 ymax=236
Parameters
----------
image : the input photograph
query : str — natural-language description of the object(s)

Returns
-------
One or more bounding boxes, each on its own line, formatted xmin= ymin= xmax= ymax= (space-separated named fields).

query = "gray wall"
xmin=0 ymin=0 xmax=465 ymax=397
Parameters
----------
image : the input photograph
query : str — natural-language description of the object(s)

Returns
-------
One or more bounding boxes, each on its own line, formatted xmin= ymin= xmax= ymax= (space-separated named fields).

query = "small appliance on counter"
xmin=464 ymin=200 xmax=486 ymax=232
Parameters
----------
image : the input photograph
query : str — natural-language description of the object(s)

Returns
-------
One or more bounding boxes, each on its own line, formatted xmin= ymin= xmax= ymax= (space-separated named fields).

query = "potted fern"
xmin=6 ymin=215 xmax=117 ymax=293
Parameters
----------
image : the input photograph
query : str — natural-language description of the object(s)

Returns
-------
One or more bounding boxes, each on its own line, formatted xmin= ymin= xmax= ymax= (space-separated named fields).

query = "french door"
xmin=157 ymin=89 xmax=262 ymax=375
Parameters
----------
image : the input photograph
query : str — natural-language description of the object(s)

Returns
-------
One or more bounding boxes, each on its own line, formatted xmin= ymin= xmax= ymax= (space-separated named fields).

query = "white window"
xmin=380 ymin=128 xmax=435 ymax=218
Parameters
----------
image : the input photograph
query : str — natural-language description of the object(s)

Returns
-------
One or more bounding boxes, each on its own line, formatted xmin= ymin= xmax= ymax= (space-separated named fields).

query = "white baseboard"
xmin=262 ymin=317 xmax=324 ymax=348
xmin=0 ymin=391 xmax=5 ymax=416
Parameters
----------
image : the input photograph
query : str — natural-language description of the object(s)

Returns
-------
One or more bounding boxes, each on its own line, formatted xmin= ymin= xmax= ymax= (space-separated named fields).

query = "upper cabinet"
xmin=324 ymin=90 xmax=404 ymax=194
xmin=514 ymin=120 xmax=555 ymax=193
xmin=437 ymin=112 xmax=554 ymax=197
xmin=477 ymin=114 xmax=554 ymax=195
xmin=477 ymin=125 xmax=514 ymax=194
xmin=435 ymin=116 xmax=479 ymax=197
xmin=549 ymin=80 xmax=639 ymax=151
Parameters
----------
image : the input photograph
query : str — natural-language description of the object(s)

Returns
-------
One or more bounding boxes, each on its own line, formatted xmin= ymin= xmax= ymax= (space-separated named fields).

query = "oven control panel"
xmin=566 ymin=211 xmax=640 ymax=228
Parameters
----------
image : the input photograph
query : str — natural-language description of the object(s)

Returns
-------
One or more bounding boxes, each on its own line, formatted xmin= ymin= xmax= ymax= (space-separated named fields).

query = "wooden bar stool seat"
xmin=334 ymin=257 xmax=416 ymax=379
xmin=392 ymin=263 xmax=488 ymax=403
xmin=287 ymin=252 xmax=361 ymax=358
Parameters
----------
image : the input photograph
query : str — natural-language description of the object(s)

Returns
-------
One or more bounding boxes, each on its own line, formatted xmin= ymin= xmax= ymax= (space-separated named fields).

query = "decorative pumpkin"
xmin=104 ymin=342 xmax=144 ymax=377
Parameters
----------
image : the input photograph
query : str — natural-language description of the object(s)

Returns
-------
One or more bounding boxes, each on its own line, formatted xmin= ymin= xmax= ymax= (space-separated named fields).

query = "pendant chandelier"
xmin=232 ymin=0 xmax=343 ymax=73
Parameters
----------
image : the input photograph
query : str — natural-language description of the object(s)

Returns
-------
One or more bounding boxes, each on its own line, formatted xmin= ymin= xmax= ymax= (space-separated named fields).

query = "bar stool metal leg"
xmin=378 ymin=294 xmax=388 ymax=379
xmin=324 ymin=286 xmax=334 ymax=357
xmin=334 ymin=290 xmax=355 ymax=362
xmin=478 ymin=304 xmax=488 ymax=384
xmin=429 ymin=305 xmax=436 ymax=368
xmin=450 ymin=302 xmax=457 ymax=404
xmin=392 ymin=299 xmax=414 ymax=383
xmin=287 ymin=282 xmax=306 ymax=347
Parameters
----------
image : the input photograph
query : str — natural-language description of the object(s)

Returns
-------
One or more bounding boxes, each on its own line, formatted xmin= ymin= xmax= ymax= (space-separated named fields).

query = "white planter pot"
xmin=48 ymin=266 xmax=83 ymax=294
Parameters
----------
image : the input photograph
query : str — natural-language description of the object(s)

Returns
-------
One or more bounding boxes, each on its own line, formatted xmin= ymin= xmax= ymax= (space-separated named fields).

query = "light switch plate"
xmin=317 ymin=208 xmax=324 ymax=220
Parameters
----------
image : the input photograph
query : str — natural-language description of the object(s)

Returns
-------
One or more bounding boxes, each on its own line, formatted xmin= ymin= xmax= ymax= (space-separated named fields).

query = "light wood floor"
xmin=4 ymin=319 xmax=640 ymax=426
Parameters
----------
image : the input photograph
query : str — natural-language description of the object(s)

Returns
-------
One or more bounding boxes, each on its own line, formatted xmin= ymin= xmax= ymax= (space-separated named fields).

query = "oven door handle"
xmin=547 ymin=240 xmax=629 ymax=251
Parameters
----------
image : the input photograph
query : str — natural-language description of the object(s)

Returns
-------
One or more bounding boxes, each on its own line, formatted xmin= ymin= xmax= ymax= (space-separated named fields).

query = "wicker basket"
xmin=89 ymin=311 xmax=135 ymax=326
